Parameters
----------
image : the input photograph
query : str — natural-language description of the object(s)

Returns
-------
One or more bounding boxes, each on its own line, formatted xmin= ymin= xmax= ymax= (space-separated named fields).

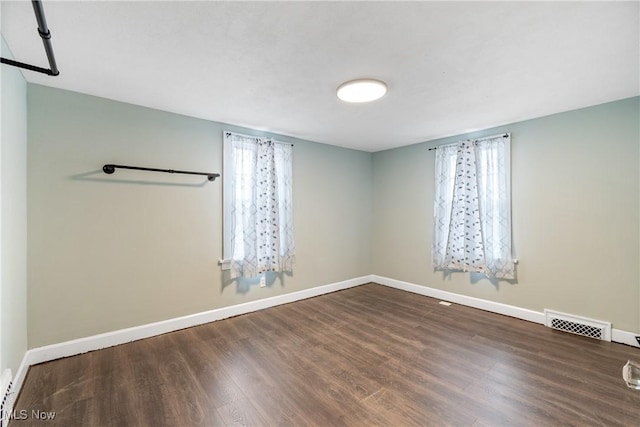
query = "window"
xmin=432 ymin=133 xmax=515 ymax=279
xmin=223 ymin=132 xmax=295 ymax=279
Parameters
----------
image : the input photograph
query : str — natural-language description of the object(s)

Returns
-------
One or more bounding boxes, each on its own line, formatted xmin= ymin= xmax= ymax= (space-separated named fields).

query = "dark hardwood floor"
xmin=11 ymin=283 xmax=640 ymax=426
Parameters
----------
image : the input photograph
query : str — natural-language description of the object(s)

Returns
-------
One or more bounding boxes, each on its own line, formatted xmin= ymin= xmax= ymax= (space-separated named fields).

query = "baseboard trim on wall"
xmin=12 ymin=273 xmax=639 ymax=400
xmin=611 ymin=328 xmax=640 ymax=348
xmin=371 ymin=274 xmax=640 ymax=349
xmin=11 ymin=353 xmax=31 ymax=408
xmin=372 ymin=275 xmax=545 ymax=324
xmin=12 ymin=274 xmax=374 ymax=399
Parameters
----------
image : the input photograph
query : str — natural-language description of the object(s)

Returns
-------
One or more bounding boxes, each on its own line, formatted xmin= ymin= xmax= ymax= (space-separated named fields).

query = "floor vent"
xmin=0 ymin=370 xmax=14 ymax=427
xmin=544 ymin=309 xmax=611 ymax=341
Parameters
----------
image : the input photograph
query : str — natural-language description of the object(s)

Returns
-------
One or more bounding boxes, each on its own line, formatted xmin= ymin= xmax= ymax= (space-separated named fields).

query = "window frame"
xmin=221 ymin=131 xmax=293 ymax=271
xmin=432 ymin=133 xmax=515 ymax=278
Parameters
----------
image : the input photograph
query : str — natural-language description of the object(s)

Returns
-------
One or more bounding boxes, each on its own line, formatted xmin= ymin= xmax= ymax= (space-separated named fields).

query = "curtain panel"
xmin=226 ymin=133 xmax=295 ymax=279
xmin=433 ymin=134 xmax=514 ymax=279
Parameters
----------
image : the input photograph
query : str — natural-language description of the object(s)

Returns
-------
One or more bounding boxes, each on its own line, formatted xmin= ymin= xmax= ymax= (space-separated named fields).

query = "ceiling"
xmin=1 ymin=1 xmax=638 ymax=152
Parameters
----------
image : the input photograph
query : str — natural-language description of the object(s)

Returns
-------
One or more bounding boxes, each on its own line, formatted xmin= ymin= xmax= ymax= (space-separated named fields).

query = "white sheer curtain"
xmin=226 ymin=133 xmax=295 ymax=279
xmin=433 ymin=134 xmax=514 ymax=279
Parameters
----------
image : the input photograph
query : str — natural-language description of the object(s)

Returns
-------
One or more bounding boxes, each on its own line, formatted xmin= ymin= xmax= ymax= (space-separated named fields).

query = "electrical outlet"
xmin=259 ymin=275 xmax=266 ymax=287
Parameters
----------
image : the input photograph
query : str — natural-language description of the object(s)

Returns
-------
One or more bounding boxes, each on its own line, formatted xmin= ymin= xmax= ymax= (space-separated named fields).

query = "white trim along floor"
xmin=12 ymin=275 xmax=640 ymax=399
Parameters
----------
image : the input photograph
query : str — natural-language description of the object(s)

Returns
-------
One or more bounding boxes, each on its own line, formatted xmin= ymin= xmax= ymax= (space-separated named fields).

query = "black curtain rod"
xmin=428 ymin=133 xmax=509 ymax=151
xmin=103 ymin=164 xmax=220 ymax=182
xmin=0 ymin=0 xmax=59 ymax=76
xmin=224 ymin=131 xmax=294 ymax=146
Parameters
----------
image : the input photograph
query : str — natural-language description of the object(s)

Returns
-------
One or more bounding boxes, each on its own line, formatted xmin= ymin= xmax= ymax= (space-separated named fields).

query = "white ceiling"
xmin=2 ymin=1 xmax=638 ymax=152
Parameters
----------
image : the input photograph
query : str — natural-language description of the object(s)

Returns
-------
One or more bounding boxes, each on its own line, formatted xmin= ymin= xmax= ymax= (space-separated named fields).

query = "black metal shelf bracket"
xmin=1 ymin=0 xmax=60 ymax=76
xmin=103 ymin=164 xmax=220 ymax=182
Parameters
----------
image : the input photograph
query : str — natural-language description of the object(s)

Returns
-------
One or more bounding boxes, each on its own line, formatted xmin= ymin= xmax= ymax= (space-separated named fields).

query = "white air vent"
xmin=0 ymin=369 xmax=14 ymax=427
xmin=544 ymin=309 xmax=611 ymax=341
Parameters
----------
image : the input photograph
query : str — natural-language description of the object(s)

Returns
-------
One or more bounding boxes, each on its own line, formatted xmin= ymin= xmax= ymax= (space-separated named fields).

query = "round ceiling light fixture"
xmin=337 ymin=79 xmax=387 ymax=103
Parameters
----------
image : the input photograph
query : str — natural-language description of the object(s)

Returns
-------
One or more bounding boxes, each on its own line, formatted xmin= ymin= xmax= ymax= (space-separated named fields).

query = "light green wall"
xmin=1 ymin=36 xmax=28 ymax=377
xmin=27 ymin=84 xmax=372 ymax=347
xmin=372 ymin=97 xmax=640 ymax=332
xmin=26 ymin=83 xmax=640 ymax=347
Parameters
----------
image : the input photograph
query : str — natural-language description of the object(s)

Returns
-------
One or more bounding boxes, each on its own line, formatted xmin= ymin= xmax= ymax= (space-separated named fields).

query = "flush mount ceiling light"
xmin=337 ymin=79 xmax=387 ymax=103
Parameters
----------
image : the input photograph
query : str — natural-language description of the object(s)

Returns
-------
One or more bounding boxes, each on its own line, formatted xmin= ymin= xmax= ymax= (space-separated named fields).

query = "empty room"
xmin=1 ymin=1 xmax=639 ymax=426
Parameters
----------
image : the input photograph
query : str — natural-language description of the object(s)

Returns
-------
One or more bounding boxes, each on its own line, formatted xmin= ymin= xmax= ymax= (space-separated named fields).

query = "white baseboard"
xmin=372 ymin=274 xmax=640 ymax=348
xmin=372 ymin=274 xmax=545 ymax=324
xmin=11 ymin=274 xmax=373 ymax=399
xmin=28 ymin=275 xmax=374 ymax=365
xmin=612 ymin=328 xmax=640 ymax=348
xmin=11 ymin=273 xmax=638 ymax=401
xmin=10 ymin=356 xmax=29 ymax=410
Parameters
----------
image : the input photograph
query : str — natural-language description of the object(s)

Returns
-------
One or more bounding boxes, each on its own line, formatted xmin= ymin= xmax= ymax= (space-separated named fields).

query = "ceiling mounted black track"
xmin=0 ymin=0 xmax=59 ymax=76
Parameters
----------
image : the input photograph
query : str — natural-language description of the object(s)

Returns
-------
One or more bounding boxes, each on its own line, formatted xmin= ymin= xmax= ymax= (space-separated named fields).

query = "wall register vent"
xmin=0 ymin=370 xmax=14 ymax=427
xmin=544 ymin=309 xmax=611 ymax=341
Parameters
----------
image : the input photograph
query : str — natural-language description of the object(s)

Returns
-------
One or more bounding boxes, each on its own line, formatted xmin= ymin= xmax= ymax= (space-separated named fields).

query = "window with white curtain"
xmin=432 ymin=133 xmax=515 ymax=279
xmin=223 ymin=131 xmax=295 ymax=279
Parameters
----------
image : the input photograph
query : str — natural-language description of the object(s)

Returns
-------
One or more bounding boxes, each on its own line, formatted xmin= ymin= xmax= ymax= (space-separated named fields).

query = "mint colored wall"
xmin=27 ymin=84 xmax=372 ymax=347
xmin=372 ymin=97 xmax=640 ymax=332
xmin=26 ymin=82 xmax=640 ymax=347
xmin=1 ymin=36 xmax=28 ymax=377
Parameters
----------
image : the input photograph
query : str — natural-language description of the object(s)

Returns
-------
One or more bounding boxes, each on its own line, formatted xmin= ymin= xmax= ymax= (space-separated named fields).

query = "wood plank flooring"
xmin=11 ymin=283 xmax=640 ymax=426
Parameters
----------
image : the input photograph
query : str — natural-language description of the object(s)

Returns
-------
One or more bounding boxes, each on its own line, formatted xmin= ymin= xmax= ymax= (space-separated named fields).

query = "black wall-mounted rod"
xmin=0 ymin=0 xmax=59 ymax=76
xmin=103 ymin=164 xmax=220 ymax=182
xmin=0 ymin=57 xmax=54 ymax=75
xmin=32 ymin=0 xmax=59 ymax=75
